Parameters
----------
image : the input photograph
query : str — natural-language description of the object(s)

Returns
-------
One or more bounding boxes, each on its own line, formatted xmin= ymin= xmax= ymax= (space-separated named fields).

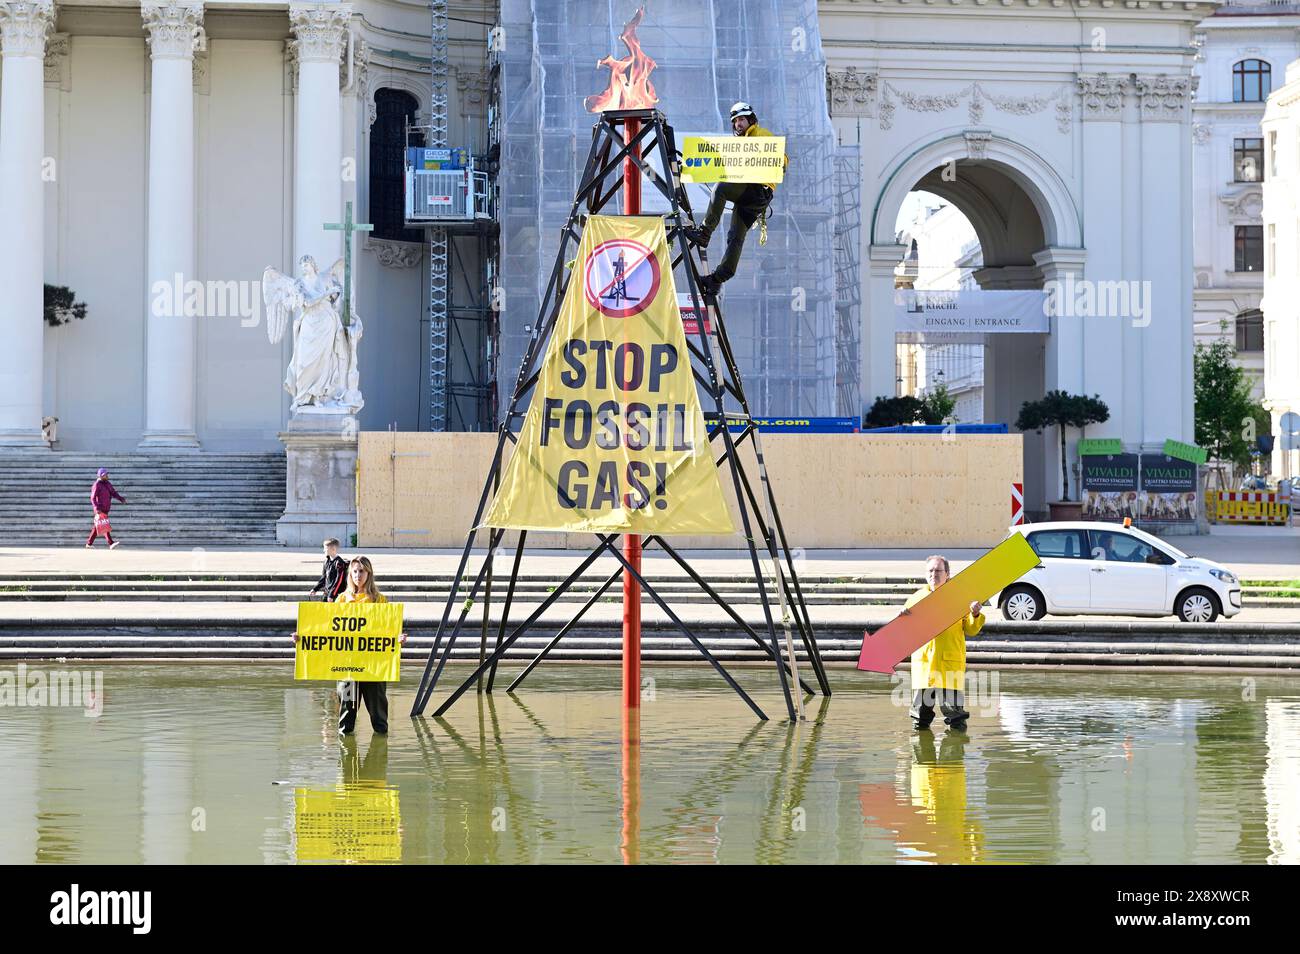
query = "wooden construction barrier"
xmin=356 ymin=432 xmax=1024 ymax=549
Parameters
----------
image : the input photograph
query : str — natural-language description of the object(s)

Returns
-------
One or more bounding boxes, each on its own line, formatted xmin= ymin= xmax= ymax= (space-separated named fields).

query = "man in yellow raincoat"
xmin=905 ymin=554 xmax=984 ymax=731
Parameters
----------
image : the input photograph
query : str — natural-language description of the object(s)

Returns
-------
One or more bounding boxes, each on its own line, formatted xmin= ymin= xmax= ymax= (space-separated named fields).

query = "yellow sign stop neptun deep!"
xmin=295 ymin=601 xmax=404 ymax=682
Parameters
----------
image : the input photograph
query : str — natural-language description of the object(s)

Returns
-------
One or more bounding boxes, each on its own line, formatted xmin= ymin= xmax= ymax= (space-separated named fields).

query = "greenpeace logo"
xmin=50 ymin=884 xmax=151 ymax=934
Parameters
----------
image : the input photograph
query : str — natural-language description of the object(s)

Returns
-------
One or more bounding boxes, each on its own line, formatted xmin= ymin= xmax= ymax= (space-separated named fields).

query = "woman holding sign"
xmin=333 ymin=557 xmax=404 ymax=736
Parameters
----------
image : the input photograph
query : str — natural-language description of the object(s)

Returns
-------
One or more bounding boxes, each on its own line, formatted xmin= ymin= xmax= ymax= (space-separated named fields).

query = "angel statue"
xmin=263 ymin=255 xmax=364 ymax=413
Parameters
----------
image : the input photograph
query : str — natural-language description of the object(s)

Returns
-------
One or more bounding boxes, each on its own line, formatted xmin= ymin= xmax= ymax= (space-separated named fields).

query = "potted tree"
xmin=863 ymin=385 xmax=956 ymax=429
xmin=864 ymin=395 xmax=930 ymax=428
xmin=1016 ymin=390 xmax=1110 ymax=520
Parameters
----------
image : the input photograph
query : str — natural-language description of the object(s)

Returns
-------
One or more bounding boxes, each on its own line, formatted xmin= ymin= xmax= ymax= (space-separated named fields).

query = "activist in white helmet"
xmin=729 ymin=101 xmax=757 ymax=131
xmin=685 ymin=100 xmax=789 ymax=297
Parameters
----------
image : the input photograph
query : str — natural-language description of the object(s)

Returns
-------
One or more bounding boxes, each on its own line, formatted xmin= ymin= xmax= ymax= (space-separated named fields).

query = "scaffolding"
xmin=428 ymin=0 xmax=450 ymax=431
xmin=405 ymin=1 xmax=501 ymax=432
xmin=410 ymin=107 xmax=832 ymax=722
xmin=496 ymin=0 xmax=843 ymax=419
xmin=833 ymin=143 xmax=862 ymax=417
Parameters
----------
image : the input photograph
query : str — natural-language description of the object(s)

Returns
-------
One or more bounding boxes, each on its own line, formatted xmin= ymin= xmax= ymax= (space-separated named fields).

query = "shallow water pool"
xmin=0 ymin=663 xmax=1296 ymax=863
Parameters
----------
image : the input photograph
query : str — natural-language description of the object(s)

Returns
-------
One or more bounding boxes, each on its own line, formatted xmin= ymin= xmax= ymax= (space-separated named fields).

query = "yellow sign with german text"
xmin=482 ymin=215 xmax=734 ymax=535
xmin=294 ymin=602 xmax=403 ymax=682
xmin=681 ymin=135 xmax=786 ymax=184
xmin=294 ymin=785 xmax=401 ymax=863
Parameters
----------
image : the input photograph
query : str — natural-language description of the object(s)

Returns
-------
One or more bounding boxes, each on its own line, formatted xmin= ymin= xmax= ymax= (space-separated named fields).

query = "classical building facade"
xmin=0 ymin=0 xmax=491 ymax=452
xmin=824 ymin=0 xmax=1208 ymax=516
xmin=2 ymin=1 xmax=1221 ymax=522
xmin=1261 ymin=57 xmax=1300 ymax=482
xmin=1191 ymin=0 xmax=1300 ymax=402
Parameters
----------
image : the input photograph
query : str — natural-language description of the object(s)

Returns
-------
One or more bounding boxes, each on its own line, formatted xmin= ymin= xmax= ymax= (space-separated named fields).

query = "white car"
xmin=998 ymin=521 xmax=1243 ymax=623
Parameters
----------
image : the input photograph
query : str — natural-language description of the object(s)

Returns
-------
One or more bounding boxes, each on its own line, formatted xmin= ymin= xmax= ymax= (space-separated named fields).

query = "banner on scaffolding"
xmin=482 ymin=215 xmax=736 ymax=536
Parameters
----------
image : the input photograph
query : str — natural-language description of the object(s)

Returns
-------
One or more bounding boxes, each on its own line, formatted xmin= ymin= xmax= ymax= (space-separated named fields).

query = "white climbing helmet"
xmin=729 ymin=101 xmax=757 ymax=123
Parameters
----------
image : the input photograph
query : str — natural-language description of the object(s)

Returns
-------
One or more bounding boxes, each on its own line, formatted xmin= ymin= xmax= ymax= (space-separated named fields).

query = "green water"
xmin=0 ymin=664 xmax=1297 ymax=864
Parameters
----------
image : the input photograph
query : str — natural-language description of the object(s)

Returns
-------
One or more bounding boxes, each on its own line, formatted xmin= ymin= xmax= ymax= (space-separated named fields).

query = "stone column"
xmin=1136 ymin=74 xmax=1196 ymax=450
xmin=1074 ymin=74 xmax=1128 ymax=439
xmin=973 ymin=265 xmax=1048 ymax=514
xmin=289 ymin=2 xmax=349 ymax=268
xmin=1034 ymin=247 xmax=1090 ymax=505
xmin=139 ymin=0 xmax=204 ymax=449
xmin=0 ymin=0 xmax=56 ymax=447
xmin=278 ymin=4 xmax=356 ymax=546
xmin=864 ymin=244 xmax=908 ymax=414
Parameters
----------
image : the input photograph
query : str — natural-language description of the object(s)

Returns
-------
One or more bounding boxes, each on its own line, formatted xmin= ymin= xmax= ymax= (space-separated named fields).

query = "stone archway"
xmin=872 ymin=133 xmax=1082 ymax=251
xmin=866 ymin=133 xmax=1086 ymax=515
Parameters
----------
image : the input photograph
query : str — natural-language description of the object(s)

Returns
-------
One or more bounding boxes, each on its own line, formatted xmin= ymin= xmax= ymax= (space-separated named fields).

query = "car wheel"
xmin=1176 ymin=587 xmax=1220 ymax=623
xmin=1001 ymin=585 xmax=1045 ymax=621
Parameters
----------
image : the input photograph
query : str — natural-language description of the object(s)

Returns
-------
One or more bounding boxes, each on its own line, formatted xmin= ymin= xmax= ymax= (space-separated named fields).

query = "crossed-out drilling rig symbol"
xmin=602 ymin=251 xmax=640 ymax=308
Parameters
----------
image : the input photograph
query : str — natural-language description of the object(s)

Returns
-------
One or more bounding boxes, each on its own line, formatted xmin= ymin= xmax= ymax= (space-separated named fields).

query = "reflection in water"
xmin=621 ymin=708 xmax=640 ymax=865
xmin=1265 ymin=701 xmax=1300 ymax=864
xmin=755 ymin=696 xmax=832 ymax=865
xmin=294 ymin=735 xmax=401 ymax=864
xmin=0 ymin=665 xmax=1296 ymax=863
xmin=641 ymin=719 xmax=766 ymax=864
xmin=908 ymin=729 xmax=982 ymax=863
xmin=859 ymin=728 xmax=981 ymax=864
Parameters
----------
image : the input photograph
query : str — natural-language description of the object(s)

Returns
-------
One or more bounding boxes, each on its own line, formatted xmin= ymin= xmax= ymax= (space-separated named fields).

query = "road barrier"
xmin=1206 ymin=490 xmax=1291 ymax=525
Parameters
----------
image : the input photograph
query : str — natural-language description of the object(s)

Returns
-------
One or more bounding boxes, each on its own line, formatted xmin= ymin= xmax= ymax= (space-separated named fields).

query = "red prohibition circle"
xmin=584 ymin=239 xmax=661 ymax=318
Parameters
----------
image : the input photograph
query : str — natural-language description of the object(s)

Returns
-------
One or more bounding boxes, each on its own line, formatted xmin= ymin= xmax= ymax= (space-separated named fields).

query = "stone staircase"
xmin=0 ymin=568 xmax=1291 ymax=605
xmin=0 ymin=452 xmax=286 ymax=546
xmin=0 ymin=571 xmax=921 ymax=604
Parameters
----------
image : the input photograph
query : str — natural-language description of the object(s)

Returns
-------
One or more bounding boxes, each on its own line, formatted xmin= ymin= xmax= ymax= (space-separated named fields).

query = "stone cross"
xmin=324 ymin=200 xmax=373 ymax=328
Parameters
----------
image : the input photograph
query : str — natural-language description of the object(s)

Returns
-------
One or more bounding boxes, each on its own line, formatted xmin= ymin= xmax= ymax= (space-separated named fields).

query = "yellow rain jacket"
xmin=334 ymin=591 xmax=388 ymax=604
xmin=907 ymin=586 xmax=984 ymax=691
xmin=742 ymin=122 xmax=788 ymax=191
xmin=331 ymin=591 xmax=391 ymax=697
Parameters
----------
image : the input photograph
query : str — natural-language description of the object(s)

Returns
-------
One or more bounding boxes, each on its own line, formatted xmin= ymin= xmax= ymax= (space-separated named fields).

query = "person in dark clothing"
xmin=685 ymin=102 xmax=788 ymax=296
xmin=309 ymin=538 xmax=349 ymax=602
xmin=293 ymin=556 xmax=407 ymax=736
xmin=86 ymin=468 xmax=126 ymax=549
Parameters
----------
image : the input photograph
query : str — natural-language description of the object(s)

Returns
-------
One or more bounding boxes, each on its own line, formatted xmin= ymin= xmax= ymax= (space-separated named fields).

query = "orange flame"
xmin=584 ymin=6 xmax=659 ymax=113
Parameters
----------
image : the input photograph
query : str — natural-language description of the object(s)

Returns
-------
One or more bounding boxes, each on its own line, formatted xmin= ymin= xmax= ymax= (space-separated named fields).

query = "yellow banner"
xmin=294 ymin=602 xmax=403 ymax=682
xmin=483 ymin=215 xmax=735 ymax=535
xmin=294 ymin=785 xmax=401 ymax=863
xmin=681 ymin=135 xmax=786 ymax=183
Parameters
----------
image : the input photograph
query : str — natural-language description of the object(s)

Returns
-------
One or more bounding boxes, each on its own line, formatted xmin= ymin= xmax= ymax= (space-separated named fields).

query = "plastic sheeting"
xmin=496 ymin=0 xmax=842 ymax=418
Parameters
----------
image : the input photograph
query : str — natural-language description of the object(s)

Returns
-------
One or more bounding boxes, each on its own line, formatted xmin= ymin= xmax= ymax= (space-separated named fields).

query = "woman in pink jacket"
xmin=86 ymin=467 xmax=126 ymax=549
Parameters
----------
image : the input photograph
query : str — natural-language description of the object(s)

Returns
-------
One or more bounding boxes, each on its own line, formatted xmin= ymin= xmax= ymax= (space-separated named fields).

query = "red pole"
xmin=622 ymin=117 xmax=643 ymax=713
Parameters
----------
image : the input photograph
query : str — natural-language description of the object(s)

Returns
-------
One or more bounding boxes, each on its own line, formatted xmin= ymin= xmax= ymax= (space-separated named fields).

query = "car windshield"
xmin=1125 ymin=525 xmax=1187 ymax=560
